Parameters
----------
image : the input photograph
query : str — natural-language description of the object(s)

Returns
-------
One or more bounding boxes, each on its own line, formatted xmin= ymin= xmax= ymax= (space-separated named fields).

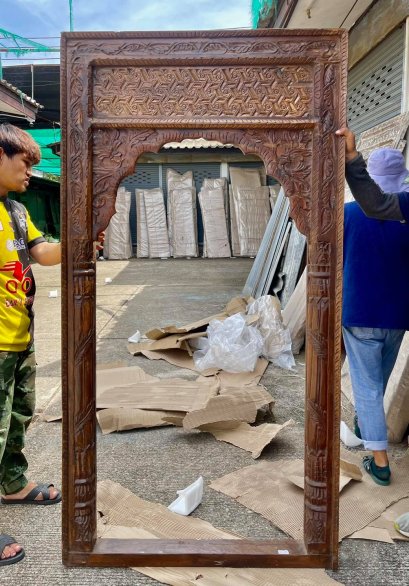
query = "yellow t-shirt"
xmin=0 ymin=198 xmax=45 ymax=351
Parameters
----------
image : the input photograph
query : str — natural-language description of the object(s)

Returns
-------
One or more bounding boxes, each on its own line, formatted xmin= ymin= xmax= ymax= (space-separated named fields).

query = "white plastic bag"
xmin=247 ymin=295 xmax=296 ymax=371
xmin=193 ymin=313 xmax=263 ymax=373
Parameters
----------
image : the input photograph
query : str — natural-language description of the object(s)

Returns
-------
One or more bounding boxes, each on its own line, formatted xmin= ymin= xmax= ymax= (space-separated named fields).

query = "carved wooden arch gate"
xmin=61 ymin=29 xmax=347 ymax=569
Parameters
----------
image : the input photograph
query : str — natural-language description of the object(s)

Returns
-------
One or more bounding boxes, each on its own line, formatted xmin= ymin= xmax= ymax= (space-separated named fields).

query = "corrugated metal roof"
xmin=0 ymin=78 xmax=43 ymax=108
xmin=163 ymin=138 xmax=233 ymax=149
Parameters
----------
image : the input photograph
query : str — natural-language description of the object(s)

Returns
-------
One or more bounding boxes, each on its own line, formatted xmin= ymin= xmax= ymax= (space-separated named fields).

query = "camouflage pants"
xmin=0 ymin=347 xmax=36 ymax=495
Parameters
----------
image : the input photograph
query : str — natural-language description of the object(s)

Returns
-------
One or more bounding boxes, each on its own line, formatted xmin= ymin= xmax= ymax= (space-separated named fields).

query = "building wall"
xmin=349 ymin=0 xmax=409 ymax=67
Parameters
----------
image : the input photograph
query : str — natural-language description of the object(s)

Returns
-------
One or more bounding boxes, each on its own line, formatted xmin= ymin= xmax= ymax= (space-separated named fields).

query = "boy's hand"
xmin=95 ymin=231 xmax=105 ymax=251
xmin=335 ymin=127 xmax=359 ymax=162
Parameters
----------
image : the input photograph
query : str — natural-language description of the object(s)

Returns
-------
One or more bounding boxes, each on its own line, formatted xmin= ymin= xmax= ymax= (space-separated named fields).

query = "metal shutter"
xmin=348 ymin=25 xmax=405 ymax=136
xmin=120 ymin=163 xmax=160 ymax=248
xmin=162 ymin=162 xmax=222 ymax=244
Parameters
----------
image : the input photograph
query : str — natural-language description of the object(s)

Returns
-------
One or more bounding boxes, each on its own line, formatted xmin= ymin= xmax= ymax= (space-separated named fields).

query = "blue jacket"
xmin=342 ymin=201 xmax=409 ymax=329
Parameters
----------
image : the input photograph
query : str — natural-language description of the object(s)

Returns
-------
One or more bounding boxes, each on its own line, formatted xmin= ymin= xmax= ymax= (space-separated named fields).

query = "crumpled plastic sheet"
xmin=247 ymin=295 xmax=296 ymax=371
xmin=193 ymin=313 xmax=264 ymax=373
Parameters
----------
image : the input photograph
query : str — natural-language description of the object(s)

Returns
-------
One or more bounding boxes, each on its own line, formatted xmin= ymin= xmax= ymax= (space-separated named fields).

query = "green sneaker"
xmin=363 ymin=455 xmax=391 ymax=486
xmin=394 ymin=512 xmax=409 ymax=537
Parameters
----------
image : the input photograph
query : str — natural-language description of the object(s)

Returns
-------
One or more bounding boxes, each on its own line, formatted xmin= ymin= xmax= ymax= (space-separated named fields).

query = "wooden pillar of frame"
xmin=61 ymin=29 xmax=347 ymax=568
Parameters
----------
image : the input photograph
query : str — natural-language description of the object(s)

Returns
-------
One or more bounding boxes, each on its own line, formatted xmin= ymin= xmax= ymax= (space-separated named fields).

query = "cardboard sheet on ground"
xmin=210 ymin=450 xmax=409 ymax=541
xmin=200 ymin=420 xmax=294 ymax=458
xmin=96 ymin=408 xmax=184 ymax=434
xmin=129 ymin=342 xmax=268 ymax=380
xmin=128 ymin=346 xmax=219 ymax=376
xmin=128 ymin=331 xmax=205 ymax=356
xmin=145 ymin=296 xmax=249 ymax=340
xmin=97 ymin=378 xmax=219 ymax=412
xmin=182 ymin=387 xmax=273 ymax=430
xmin=349 ymin=497 xmax=409 ymax=543
xmin=288 ymin=459 xmax=362 ymax=493
xmin=97 ymin=365 xmax=158 ymax=392
xmin=97 ymin=480 xmax=342 ymax=586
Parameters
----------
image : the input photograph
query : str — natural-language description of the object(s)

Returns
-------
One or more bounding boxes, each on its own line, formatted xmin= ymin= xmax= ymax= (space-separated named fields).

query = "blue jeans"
xmin=342 ymin=326 xmax=405 ymax=451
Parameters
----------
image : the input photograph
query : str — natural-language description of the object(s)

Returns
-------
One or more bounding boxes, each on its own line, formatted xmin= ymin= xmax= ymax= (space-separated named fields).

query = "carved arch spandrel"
xmin=92 ymin=128 xmax=313 ymax=239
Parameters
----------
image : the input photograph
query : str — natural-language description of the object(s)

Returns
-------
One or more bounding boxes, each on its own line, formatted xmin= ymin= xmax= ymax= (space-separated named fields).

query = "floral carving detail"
xmin=92 ymin=128 xmax=312 ymax=239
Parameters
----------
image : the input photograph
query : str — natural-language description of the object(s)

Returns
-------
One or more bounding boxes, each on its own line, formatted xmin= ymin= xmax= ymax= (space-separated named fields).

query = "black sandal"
xmin=1 ymin=483 xmax=62 ymax=506
xmin=0 ymin=535 xmax=25 ymax=567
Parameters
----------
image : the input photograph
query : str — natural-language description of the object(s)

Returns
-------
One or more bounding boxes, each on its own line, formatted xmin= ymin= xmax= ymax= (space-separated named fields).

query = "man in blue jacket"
xmin=337 ymin=127 xmax=409 ymax=536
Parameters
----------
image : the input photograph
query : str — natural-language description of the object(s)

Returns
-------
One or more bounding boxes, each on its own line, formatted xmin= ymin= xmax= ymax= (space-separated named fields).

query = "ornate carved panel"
xmin=93 ymin=65 xmax=313 ymax=120
xmin=61 ymin=29 xmax=347 ymax=570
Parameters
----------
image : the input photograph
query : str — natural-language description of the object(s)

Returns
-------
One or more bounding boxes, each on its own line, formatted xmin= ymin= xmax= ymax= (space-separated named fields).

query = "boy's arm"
xmin=30 ymin=241 xmax=61 ymax=266
xmin=29 ymin=231 xmax=104 ymax=266
xmin=336 ymin=127 xmax=408 ymax=221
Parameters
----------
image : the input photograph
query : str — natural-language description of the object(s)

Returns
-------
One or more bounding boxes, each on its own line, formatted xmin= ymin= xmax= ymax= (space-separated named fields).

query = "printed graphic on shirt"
xmin=6 ymin=237 xmax=27 ymax=251
xmin=0 ymin=260 xmax=33 ymax=294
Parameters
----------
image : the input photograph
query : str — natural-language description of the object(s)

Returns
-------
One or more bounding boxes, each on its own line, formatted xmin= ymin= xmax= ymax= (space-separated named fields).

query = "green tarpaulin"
xmin=251 ymin=0 xmax=278 ymax=28
xmin=27 ymin=127 xmax=61 ymax=177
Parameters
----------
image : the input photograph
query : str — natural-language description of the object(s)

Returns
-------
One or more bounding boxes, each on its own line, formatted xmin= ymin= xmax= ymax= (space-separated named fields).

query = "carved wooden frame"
xmin=61 ymin=29 xmax=347 ymax=569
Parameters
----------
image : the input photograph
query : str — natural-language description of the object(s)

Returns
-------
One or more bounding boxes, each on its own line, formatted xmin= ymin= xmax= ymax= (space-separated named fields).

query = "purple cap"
xmin=367 ymin=148 xmax=409 ymax=193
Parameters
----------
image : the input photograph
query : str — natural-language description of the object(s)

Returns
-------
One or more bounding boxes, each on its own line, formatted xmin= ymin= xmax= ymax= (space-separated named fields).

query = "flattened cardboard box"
xmin=97 ymin=479 xmax=342 ymax=586
xmin=210 ymin=450 xmax=409 ymax=541
xmin=96 ymin=408 xmax=184 ymax=435
xmin=200 ymin=420 xmax=294 ymax=459
xmin=144 ymin=296 xmax=248 ymax=340
xmin=96 ymin=377 xmax=219 ymax=412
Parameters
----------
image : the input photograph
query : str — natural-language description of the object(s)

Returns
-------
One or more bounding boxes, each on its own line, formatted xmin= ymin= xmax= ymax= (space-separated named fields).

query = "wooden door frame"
xmin=61 ymin=28 xmax=347 ymax=569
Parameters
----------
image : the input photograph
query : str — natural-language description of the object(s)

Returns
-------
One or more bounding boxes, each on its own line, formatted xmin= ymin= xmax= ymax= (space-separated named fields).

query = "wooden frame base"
xmin=61 ymin=28 xmax=347 ymax=569
xmin=66 ymin=539 xmax=331 ymax=568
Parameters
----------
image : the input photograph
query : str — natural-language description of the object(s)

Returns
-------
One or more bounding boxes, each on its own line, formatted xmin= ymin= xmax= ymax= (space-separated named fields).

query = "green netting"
xmin=251 ymin=0 xmax=278 ymax=28
xmin=27 ymin=128 xmax=61 ymax=177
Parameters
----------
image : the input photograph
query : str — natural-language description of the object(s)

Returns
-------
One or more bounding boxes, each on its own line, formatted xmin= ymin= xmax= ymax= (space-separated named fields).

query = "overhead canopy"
xmin=0 ymin=78 xmax=42 ymax=122
xmin=2 ymin=64 xmax=60 ymax=126
xmin=27 ymin=127 xmax=61 ymax=180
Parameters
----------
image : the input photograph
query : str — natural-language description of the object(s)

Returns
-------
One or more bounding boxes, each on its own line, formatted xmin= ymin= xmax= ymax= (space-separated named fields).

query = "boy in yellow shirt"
xmin=0 ymin=124 xmax=62 ymax=566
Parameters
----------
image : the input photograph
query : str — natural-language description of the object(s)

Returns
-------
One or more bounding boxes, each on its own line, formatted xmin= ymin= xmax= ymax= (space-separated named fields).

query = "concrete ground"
xmin=1 ymin=257 xmax=408 ymax=585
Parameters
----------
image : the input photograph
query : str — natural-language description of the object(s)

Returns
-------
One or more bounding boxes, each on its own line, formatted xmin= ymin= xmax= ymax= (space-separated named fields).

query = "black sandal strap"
xmin=0 ymin=534 xmax=17 ymax=555
xmin=24 ymin=483 xmax=53 ymax=501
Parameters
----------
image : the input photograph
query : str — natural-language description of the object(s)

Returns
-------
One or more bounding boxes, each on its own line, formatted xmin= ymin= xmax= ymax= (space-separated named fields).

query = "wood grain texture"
xmin=61 ymin=28 xmax=348 ymax=569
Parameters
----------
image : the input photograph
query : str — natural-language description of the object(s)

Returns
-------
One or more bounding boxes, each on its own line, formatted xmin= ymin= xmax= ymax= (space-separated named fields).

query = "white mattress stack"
xmin=167 ymin=169 xmax=198 ymax=258
xmin=228 ymin=167 xmax=270 ymax=257
xmin=136 ymin=189 xmax=149 ymax=258
xmin=198 ymin=186 xmax=231 ymax=258
xmin=104 ymin=187 xmax=133 ymax=259
xmin=136 ymin=188 xmax=170 ymax=258
xmin=233 ymin=186 xmax=271 ymax=257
